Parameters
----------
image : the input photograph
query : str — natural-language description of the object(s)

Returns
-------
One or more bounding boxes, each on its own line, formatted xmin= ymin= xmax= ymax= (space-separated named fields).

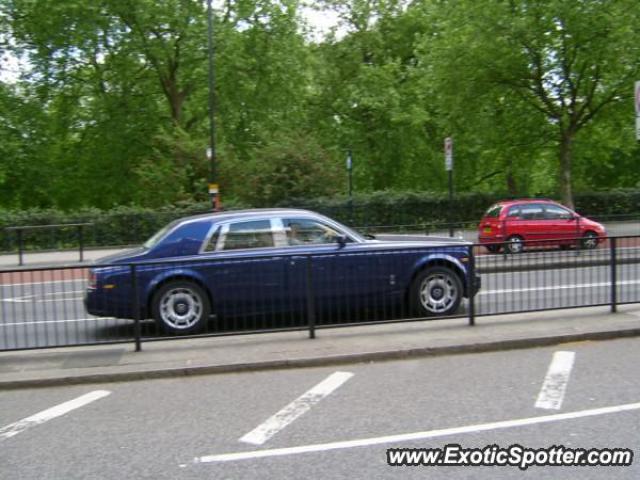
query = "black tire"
xmin=505 ymin=235 xmax=524 ymax=254
xmin=410 ymin=266 xmax=463 ymax=317
xmin=151 ymin=281 xmax=210 ymax=334
xmin=485 ymin=244 xmax=501 ymax=254
xmin=581 ymin=231 xmax=599 ymax=249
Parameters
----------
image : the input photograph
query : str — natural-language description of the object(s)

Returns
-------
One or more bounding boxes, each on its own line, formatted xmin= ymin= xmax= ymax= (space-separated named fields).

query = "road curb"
xmin=2 ymin=327 xmax=640 ymax=390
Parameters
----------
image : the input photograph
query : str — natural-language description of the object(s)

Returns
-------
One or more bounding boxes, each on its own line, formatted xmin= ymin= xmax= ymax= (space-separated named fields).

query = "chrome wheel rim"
xmin=508 ymin=237 xmax=523 ymax=253
xmin=419 ymin=273 xmax=457 ymax=314
xmin=159 ymin=287 xmax=203 ymax=330
xmin=583 ymin=233 xmax=597 ymax=249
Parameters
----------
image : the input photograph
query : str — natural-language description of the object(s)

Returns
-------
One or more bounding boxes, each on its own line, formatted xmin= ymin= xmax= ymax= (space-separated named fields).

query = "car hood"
xmin=93 ymin=247 xmax=148 ymax=265
xmin=364 ymin=236 xmax=471 ymax=248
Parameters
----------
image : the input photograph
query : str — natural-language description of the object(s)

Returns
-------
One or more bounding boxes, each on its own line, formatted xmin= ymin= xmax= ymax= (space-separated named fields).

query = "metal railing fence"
xmin=1 ymin=235 xmax=639 ymax=352
xmin=2 ymin=212 xmax=639 ymax=258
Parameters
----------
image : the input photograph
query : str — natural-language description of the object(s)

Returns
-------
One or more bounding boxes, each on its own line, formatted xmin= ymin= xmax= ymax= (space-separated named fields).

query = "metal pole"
xmin=207 ymin=0 xmax=219 ymax=211
xmin=306 ymin=256 xmax=316 ymax=339
xmin=131 ymin=265 xmax=142 ymax=352
xmin=17 ymin=229 xmax=24 ymax=266
xmin=347 ymin=150 xmax=353 ymax=224
xmin=78 ymin=225 xmax=84 ymax=262
xmin=610 ymin=237 xmax=617 ymax=313
xmin=448 ymin=170 xmax=454 ymax=237
xmin=468 ymin=244 xmax=475 ymax=326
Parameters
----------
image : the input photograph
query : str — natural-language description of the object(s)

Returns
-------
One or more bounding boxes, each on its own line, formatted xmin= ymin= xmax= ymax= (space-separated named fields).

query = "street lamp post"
xmin=346 ymin=150 xmax=353 ymax=224
xmin=444 ymin=137 xmax=454 ymax=237
xmin=207 ymin=0 xmax=220 ymax=210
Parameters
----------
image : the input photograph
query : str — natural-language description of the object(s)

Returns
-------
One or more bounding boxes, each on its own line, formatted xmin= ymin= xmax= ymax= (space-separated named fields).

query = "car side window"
xmin=519 ymin=204 xmax=544 ymax=220
xmin=283 ymin=218 xmax=342 ymax=246
xmin=507 ymin=206 xmax=520 ymax=218
xmin=544 ymin=205 xmax=573 ymax=220
xmin=220 ymin=220 xmax=274 ymax=251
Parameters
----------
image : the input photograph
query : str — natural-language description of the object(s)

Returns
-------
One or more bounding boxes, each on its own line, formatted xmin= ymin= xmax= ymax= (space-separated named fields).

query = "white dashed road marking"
xmin=239 ymin=371 xmax=354 ymax=446
xmin=535 ymin=351 xmax=575 ymax=410
xmin=0 ymin=390 xmax=111 ymax=441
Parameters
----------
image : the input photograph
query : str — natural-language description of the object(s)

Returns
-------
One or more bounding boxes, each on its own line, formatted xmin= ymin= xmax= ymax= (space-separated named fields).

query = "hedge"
xmin=1 ymin=190 xmax=638 ymax=252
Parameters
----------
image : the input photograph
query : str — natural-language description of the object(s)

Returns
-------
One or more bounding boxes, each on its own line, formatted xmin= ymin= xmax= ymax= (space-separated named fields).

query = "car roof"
xmin=176 ymin=208 xmax=327 ymax=225
xmin=494 ymin=198 xmax=559 ymax=207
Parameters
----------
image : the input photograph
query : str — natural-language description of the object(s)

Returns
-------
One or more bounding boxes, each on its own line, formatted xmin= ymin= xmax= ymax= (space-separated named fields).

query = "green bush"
xmin=1 ymin=190 xmax=638 ymax=252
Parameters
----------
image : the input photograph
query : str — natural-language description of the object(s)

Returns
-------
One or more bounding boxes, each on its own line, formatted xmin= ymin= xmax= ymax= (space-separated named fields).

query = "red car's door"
xmin=541 ymin=204 xmax=580 ymax=242
xmin=508 ymin=203 xmax=546 ymax=243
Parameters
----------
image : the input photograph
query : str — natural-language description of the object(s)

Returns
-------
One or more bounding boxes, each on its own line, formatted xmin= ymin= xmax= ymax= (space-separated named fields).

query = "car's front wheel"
xmin=410 ymin=266 xmax=462 ymax=317
xmin=581 ymin=231 xmax=599 ymax=249
xmin=152 ymin=281 xmax=210 ymax=334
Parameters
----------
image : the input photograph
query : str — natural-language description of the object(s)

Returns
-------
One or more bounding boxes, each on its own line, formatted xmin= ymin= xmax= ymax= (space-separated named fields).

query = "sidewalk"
xmin=1 ymin=305 xmax=639 ymax=389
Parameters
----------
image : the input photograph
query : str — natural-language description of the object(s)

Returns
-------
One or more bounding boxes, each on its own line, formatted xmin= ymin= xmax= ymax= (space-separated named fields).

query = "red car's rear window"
xmin=483 ymin=204 xmax=503 ymax=218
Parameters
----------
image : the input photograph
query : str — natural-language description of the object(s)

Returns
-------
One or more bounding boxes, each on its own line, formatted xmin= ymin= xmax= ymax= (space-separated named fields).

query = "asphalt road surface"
xmin=1 ymin=337 xmax=639 ymax=479
xmin=1 ymin=247 xmax=639 ymax=350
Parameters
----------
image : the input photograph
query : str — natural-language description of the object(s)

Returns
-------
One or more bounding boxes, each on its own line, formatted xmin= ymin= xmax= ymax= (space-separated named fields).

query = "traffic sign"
xmin=444 ymin=137 xmax=453 ymax=171
xmin=635 ymin=81 xmax=640 ymax=116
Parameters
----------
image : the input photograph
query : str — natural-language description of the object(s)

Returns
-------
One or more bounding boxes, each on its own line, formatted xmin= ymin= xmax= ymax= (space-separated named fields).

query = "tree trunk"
xmin=559 ymin=131 xmax=574 ymax=209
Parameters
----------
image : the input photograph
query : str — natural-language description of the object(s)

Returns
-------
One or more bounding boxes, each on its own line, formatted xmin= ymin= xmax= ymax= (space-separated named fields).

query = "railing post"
xmin=131 ymin=264 xmax=142 ymax=351
xmin=610 ymin=237 xmax=617 ymax=313
xmin=78 ymin=225 xmax=84 ymax=262
xmin=17 ymin=229 xmax=24 ymax=266
xmin=502 ymin=219 xmax=508 ymax=261
xmin=306 ymin=255 xmax=316 ymax=339
xmin=468 ymin=244 xmax=476 ymax=326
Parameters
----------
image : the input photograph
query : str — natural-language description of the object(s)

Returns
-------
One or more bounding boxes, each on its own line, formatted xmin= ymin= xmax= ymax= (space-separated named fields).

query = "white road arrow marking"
xmin=194 ymin=401 xmax=640 ymax=464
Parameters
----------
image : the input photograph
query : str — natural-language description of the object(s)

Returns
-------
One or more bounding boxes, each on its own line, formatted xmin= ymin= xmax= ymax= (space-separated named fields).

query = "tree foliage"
xmin=0 ymin=0 xmax=639 ymax=211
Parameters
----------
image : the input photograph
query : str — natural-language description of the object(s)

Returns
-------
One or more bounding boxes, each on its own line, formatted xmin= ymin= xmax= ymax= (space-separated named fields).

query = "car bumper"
xmin=84 ymin=288 xmax=139 ymax=319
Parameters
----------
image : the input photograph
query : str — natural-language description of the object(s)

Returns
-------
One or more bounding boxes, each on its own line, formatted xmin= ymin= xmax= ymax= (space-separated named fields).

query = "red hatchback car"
xmin=478 ymin=199 xmax=606 ymax=254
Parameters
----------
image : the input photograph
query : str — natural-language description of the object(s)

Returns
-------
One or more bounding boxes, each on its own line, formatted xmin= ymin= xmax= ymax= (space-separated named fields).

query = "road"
xmin=1 ymin=246 xmax=639 ymax=350
xmin=1 ymin=338 xmax=639 ymax=479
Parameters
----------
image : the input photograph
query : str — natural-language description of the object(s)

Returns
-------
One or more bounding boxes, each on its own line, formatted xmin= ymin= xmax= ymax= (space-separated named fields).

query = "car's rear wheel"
xmin=581 ymin=231 xmax=599 ymax=249
xmin=152 ymin=281 xmax=210 ymax=334
xmin=485 ymin=244 xmax=501 ymax=254
xmin=505 ymin=235 xmax=524 ymax=254
xmin=410 ymin=266 xmax=462 ymax=317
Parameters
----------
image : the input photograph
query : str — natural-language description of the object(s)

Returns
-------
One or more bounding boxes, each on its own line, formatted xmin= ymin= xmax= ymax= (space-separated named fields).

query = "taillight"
xmin=88 ymin=270 xmax=97 ymax=289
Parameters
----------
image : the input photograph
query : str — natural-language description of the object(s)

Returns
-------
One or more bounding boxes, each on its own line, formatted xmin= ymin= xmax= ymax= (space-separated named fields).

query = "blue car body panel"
xmin=84 ymin=209 xmax=479 ymax=320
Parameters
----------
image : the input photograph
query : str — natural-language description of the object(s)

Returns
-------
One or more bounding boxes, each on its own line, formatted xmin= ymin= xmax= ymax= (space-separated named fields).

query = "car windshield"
xmin=142 ymin=220 xmax=180 ymax=249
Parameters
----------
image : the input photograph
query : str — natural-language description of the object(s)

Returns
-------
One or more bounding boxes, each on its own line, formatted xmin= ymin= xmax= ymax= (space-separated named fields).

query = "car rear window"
xmin=484 ymin=205 xmax=502 ymax=218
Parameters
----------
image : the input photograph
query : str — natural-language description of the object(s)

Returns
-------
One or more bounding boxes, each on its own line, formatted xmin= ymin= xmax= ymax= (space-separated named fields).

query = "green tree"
xmin=416 ymin=0 xmax=640 ymax=207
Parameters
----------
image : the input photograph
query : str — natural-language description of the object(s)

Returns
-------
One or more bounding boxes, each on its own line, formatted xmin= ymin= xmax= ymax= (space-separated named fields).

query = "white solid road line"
xmin=2 ymin=290 xmax=84 ymax=304
xmin=194 ymin=401 xmax=640 ymax=464
xmin=0 ymin=279 xmax=87 ymax=288
xmin=535 ymin=351 xmax=576 ymax=410
xmin=0 ymin=317 xmax=114 ymax=327
xmin=239 ymin=371 xmax=354 ymax=446
xmin=479 ymin=279 xmax=640 ymax=296
xmin=0 ymin=390 xmax=111 ymax=441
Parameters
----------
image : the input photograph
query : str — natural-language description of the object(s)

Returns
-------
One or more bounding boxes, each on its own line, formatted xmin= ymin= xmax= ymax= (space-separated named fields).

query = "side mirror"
xmin=336 ymin=234 xmax=348 ymax=248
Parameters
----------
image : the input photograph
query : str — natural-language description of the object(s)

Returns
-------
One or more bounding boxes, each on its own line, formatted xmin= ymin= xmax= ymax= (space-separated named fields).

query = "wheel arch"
xmin=405 ymin=256 xmax=468 ymax=304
